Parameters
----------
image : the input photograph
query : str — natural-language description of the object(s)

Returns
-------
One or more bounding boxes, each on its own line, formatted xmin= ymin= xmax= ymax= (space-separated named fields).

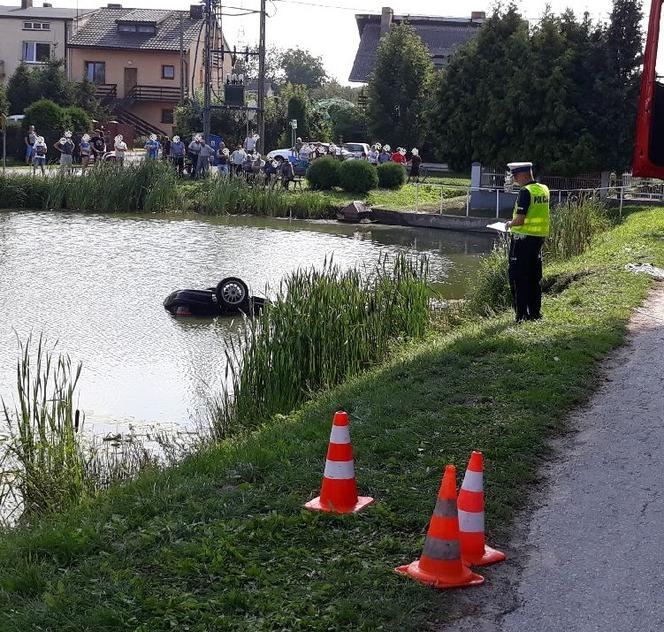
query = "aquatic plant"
xmin=209 ymin=254 xmax=430 ymax=437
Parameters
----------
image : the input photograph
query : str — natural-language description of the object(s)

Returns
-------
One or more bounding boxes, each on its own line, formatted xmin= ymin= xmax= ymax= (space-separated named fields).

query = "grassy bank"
xmin=0 ymin=162 xmax=469 ymax=218
xmin=0 ymin=210 xmax=661 ymax=630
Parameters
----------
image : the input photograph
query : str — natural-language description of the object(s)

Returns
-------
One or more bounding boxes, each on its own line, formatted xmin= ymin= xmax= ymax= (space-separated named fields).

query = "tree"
xmin=0 ymin=82 xmax=9 ymax=115
xmin=367 ymin=23 xmax=435 ymax=149
xmin=23 ymin=99 xmax=67 ymax=150
xmin=64 ymin=106 xmax=91 ymax=134
xmin=7 ymin=64 xmax=37 ymax=113
xmin=281 ymin=48 xmax=328 ymax=87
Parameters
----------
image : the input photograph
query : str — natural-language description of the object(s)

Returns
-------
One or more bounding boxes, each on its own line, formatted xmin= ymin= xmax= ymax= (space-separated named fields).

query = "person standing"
xmin=197 ymin=141 xmax=214 ymax=178
xmin=188 ymin=134 xmax=203 ymax=179
xmin=24 ymin=125 xmax=37 ymax=164
xmin=368 ymin=144 xmax=380 ymax=165
xmin=279 ymin=157 xmax=295 ymax=190
xmin=408 ymin=148 xmax=422 ymax=182
xmin=170 ymin=135 xmax=185 ymax=177
xmin=504 ymin=162 xmax=550 ymax=323
xmin=91 ymin=129 xmax=106 ymax=164
xmin=217 ymin=147 xmax=230 ymax=177
xmin=230 ymin=144 xmax=247 ymax=177
xmin=378 ymin=144 xmax=392 ymax=164
xmin=244 ymin=132 xmax=259 ymax=153
xmin=54 ymin=131 xmax=75 ymax=172
xmin=79 ymin=134 xmax=92 ymax=171
xmin=392 ymin=147 xmax=407 ymax=164
xmin=114 ymin=134 xmax=128 ymax=164
xmin=144 ymin=134 xmax=161 ymax=160
xmin=31 ymin=135 xmax=47 ymax=175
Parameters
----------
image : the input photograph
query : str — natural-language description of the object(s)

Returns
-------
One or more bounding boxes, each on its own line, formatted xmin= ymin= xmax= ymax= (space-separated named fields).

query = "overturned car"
xmin=163 ymin=277 xmax=266 ymax=318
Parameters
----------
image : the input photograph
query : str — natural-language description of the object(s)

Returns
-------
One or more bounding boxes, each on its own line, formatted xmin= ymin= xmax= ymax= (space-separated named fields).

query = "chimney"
xmin=190 ymin=4 xmax=203 ymax=19
xmin=43 ymin=2 xmax=52 ymax=6
xmin=471 ymin=11 xmax=486 ymax=21
xmin=380 ymin=6 xmax=393 ymax=36
xmin=21 ymin=0 xmax=33 ymax=9
xmin=107 ymin=3 xmax=121 ymax=7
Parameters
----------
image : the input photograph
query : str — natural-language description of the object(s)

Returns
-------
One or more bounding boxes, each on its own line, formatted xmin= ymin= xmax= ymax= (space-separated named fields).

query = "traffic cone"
xmin=396 ymin=465 xmax=484 ymax=589
xmin=458 ymin=451 xmax=506 ymax=567
xmin=304 ymin=411 xmax=374 ymax=514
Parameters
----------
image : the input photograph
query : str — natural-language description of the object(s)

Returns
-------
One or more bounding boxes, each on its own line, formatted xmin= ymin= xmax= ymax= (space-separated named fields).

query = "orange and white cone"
xmin=304 ymin=411 xmax=374 ymax=514
xmin=396 ymin=465 xmax=484 ymax=589
xmin=458 ymin=451 xmax=506 ymax=567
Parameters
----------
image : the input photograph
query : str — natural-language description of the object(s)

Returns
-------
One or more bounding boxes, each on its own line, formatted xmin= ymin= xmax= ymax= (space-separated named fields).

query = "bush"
xmin=338 ymin=159 xmax=378 ymax=194
xmin=306 ymin=156 xmax=341 ymax=190
xmin=63 ymin=106 xmax=91 ymax=134
xmin=377 ymin=162 xmax=406 ymax=189
xmin=465 ymin=242 xmax=511 ymax=317
xmin=23 ymin=99 xmax=66 ymax=152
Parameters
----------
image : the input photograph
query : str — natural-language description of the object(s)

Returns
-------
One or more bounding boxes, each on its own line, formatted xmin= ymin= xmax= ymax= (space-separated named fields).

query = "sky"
xmin=60 ymin=0 xmax=644 ymax=82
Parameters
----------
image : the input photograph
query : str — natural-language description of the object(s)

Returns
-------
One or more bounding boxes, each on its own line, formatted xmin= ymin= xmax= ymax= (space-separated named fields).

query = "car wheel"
xmin=216 ymin=277 xmax=250 ymax=311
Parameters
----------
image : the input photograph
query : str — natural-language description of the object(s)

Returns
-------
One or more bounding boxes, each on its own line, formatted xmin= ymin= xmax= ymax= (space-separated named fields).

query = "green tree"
xmin=367 ymin=22 xmax=435 ymax=149
xmin=0 ymin=82 xmax=9 ymax=115
xmin=281 ymin=48 xmax=328 ymax=87
xmin=63 ymin=106 xmax=91 ymax=134
xmin=7 ymin=64 xmax=37 ymax=113
xmin=23 ymin=99 xmax=66 ymax=150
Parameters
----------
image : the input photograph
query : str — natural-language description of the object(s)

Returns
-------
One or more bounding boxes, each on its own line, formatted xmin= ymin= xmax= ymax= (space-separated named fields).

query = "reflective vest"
xmin=512 ymin=182 xmax=550 ymax=237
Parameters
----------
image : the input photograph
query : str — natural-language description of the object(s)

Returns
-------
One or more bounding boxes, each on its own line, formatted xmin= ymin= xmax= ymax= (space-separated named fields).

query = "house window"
xmin=117 ymin=23 xmax=156 ymax=34
xmin=162 ymin=65 xmax=175 ymax=80
xmin=85 ymin=61 xmax=106 ymax=84
xmin=22 ymin=41 xmax=50 ymax=63
xmin=23 ymin=21 xmax=50 ymax=30
xmin=161 ymin=109 xmax=174 ymax=124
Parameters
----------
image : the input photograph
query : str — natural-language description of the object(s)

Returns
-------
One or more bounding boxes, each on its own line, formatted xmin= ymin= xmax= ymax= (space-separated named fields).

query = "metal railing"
xmin=125 ymin=85 xmax=181 ymax=102
xmin=93 ymin=83 xmax=118 ymax=103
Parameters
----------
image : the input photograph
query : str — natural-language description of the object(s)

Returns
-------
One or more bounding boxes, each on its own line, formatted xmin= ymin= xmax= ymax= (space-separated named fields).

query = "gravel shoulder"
xmin=444 ymin=283 xmax=664 ymax=632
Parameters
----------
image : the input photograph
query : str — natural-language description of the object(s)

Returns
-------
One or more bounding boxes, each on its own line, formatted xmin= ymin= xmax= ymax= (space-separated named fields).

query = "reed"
xmin=545 ymin=195 xmax=610 ymax=261
xmin=209 ymin=254 xmax=430 ymax=438
xmin=0 ymin=161 xmax=179 ymax=213
xmin=0 ymin=335 xmax=162 ymax=524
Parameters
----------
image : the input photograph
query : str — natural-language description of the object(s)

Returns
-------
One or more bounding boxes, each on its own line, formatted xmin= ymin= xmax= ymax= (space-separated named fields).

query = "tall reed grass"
xmin=209 ymin=255 xmax=430 ymax=437
xmin=0 ymin=161 xmax=179 ymax=213
xmin=544 ymin=196 xmax=610 ymax=261
xmin=0 ymin=335 xmax=161 ymax=524
xmin=195 ymin=177 xmax=334 ymax=219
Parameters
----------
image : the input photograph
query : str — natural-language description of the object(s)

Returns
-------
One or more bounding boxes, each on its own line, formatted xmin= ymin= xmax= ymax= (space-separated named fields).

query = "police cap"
xmin=507 ymin=162 xmax=533 ymax=175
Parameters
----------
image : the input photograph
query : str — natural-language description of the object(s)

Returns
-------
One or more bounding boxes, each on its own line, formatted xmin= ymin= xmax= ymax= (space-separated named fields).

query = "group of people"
xmin=367 ymin=144 xmax=423 ymax=181
xmin=24 ymin=124 xmax=129 ymax=175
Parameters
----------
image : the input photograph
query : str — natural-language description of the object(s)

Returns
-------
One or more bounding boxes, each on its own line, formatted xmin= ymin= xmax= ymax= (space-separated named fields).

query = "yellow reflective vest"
xmin=512 ymin=182 xmax=550 ymax=237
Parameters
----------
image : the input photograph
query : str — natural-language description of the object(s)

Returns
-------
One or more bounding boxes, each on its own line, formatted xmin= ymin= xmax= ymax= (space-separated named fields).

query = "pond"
xmin=0 ymin=212 xmax=495 ymax=435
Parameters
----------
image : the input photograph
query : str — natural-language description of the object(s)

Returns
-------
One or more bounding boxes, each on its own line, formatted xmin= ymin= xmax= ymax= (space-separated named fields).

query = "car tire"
xmin=216 ymin=277 xmax=250 ymax=311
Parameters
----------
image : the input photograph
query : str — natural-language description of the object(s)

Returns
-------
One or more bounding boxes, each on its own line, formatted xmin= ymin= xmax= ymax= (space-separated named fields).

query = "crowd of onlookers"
xmin=23 ymin=124 xmax=424 ymax=185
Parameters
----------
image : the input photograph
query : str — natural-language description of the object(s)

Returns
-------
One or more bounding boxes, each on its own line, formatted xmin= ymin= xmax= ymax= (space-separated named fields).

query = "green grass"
xmin=0 ymin=210 xmax=661 ymax=631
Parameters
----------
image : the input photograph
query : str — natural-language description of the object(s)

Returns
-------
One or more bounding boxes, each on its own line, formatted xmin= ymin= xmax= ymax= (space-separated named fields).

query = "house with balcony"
xmin=0 ymin=0 xmax=94 ymax=88
xmin=349 ymin=7 xmax=486 ymax=83
xmin=68 ymin=4 xmax=231 ymax=136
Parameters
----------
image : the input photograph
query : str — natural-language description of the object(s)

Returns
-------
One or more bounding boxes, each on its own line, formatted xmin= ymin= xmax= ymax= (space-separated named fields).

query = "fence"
xmin=412 ymin=182 xmax=638 ymax=218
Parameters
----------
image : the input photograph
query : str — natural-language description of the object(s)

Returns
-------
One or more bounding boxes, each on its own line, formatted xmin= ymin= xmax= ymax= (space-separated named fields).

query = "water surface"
xmin=0 ymin=212 xmax=494 ymax=434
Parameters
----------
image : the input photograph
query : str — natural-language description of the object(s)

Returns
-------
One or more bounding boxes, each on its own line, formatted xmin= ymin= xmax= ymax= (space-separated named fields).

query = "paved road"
xmin=447 ymin=285 xmax=664 ymax=632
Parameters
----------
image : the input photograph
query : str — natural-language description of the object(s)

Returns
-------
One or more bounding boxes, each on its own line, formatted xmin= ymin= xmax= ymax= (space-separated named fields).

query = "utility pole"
xmin=257 ymin=0 xmax=266 ymax=153
xmin=202 ymin=0 xmax=213 ymax=138
xmin=179 ymin=10 xmax=185 ymax=103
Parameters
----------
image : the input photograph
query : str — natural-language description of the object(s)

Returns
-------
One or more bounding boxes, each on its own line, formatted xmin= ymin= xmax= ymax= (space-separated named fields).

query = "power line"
xmin=273 ymin=0 xmax=374 ymax=11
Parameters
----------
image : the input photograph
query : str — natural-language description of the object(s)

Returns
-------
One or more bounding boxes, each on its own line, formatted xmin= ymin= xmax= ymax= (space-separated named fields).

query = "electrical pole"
xmin=179 ymin=11 xmax=185 ymax=103
xmin=257 ymin=0 xmax=266 ymax=153
xmin=202 ymin=0 xmax=213 ymax=138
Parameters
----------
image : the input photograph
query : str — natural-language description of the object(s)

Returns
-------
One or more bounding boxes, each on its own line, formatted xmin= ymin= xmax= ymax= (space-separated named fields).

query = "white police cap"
xmin=507 ymin=162 xmax=533 ymax=174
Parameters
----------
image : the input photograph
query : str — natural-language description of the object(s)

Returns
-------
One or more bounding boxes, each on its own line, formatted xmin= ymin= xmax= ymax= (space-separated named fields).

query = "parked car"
xmin=342 ymin=142 xmax=371 ymax=160
xmin=266 ymin=148 xmax=296 ymax=161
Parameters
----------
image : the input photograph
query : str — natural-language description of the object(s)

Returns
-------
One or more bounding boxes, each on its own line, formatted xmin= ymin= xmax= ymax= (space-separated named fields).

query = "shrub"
xmin=23 ymin=99 xmax=66 ymax=152
xmin=338 ymin=159 xmax=378 ymax=194
xmin=377 ymin=162 xmax=406 ymax=189
xmin=306 ymin=156 xmax=341 ymax=190
xmin=63 ymin=106 xmax=91 ymax=134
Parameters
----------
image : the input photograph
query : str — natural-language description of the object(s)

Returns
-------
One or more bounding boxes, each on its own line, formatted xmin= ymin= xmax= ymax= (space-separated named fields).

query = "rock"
xmin=337 ymin=201 xmax=372 ymax=223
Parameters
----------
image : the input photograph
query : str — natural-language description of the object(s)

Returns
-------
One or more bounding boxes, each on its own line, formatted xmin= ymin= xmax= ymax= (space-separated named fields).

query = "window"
xmin=117 ymin=23 xmax=156 ymax=34
xmin=162 ymin=65 xmax=175 ymax=80
xmin=22 ymin=42 xmax=50 ymax=63
xmin=161 ymin=109 xmax=174 ymax=124
xmin=23 ymin=21 xmax=50 ymax=30
xmin=85 ymin=61 xmax=106 ymax=84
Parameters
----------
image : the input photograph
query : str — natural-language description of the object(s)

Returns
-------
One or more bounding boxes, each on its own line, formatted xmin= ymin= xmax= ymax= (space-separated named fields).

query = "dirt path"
xmin=445 ymin=284 xmax=664 ymax=632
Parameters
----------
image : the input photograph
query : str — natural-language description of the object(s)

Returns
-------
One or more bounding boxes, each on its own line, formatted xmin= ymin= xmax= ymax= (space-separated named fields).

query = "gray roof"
xmin=349 ymin=14 xmax=483 ymax=83
xmin=68 ymin=7 xmax=204 ymax=51
xmin=0 ymin=4 xmax=93 ymax=19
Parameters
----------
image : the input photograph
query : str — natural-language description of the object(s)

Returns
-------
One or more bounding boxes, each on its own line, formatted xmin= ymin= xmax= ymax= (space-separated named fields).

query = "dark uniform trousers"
xmin=508 ymin=235 xmax=544 ymax=322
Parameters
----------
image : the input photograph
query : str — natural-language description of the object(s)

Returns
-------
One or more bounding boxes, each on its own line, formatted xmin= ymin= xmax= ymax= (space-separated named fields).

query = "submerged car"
xmin=164 ymin=276 xmax=266 ymax=318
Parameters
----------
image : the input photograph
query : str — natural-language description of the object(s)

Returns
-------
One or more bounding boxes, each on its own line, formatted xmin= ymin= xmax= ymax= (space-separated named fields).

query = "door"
xmin=124 ymin=67 xmax=137 ymax=97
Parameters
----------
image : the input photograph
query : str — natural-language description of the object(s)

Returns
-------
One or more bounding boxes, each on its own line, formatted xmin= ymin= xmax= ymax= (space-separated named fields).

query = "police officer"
xmin=504 ymin=162 xmax=550 ymax=322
